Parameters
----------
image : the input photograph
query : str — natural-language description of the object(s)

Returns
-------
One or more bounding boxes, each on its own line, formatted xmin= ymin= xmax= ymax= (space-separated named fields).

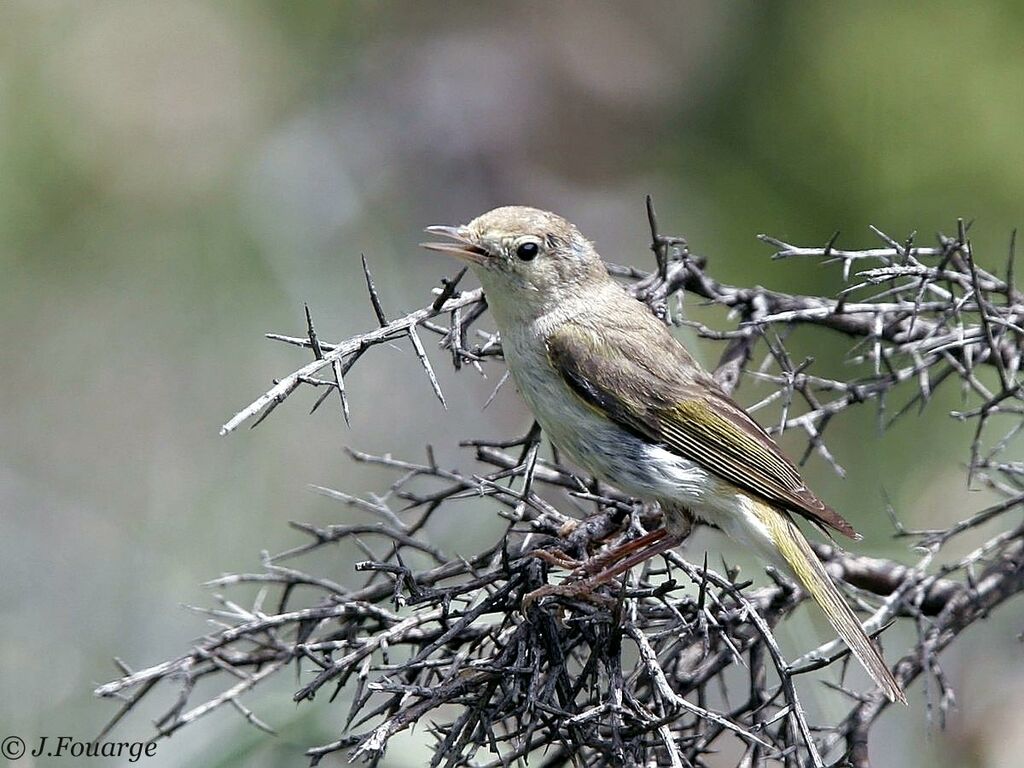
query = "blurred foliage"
xmin=0 ymin=2 xmax=1021 ymax=766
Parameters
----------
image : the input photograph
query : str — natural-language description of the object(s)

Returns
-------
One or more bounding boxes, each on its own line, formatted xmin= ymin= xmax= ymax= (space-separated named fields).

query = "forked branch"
xmin=99 ymin=203 xmax=1024 ymax=767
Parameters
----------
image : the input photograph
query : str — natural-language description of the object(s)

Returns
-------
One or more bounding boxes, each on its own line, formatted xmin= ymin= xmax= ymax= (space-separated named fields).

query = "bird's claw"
xmin=522 ymin=581 xmax=616 ymax=611
xmin=525 ymin=548 xmax=582 ymax=570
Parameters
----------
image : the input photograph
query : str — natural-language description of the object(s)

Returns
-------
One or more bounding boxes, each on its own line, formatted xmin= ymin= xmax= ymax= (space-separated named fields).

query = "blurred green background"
xmin=1 ymin=2 xmax=1022 ymax=766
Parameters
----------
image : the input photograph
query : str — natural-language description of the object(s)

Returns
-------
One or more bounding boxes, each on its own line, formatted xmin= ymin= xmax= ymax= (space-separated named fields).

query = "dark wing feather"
xmin=546 ymin=321 xmax=858 ymax=539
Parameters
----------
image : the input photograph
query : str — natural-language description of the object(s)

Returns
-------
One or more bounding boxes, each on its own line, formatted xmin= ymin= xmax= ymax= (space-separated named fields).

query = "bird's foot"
xmin=522 ymin=527 xmax=684 ymax=611
xmin=573 ymin=527 xmax=672 ymax=577
xmin=522 ymin=580 xmax=617 ymax=610
xmin=525 ymin=548 xmax=583 ymax=570
xmin=528 ymin=528 xmax=671 ymax=578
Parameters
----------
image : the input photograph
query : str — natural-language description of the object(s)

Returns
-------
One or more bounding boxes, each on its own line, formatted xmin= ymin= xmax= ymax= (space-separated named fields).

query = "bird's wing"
xmin=545 ymin=320 xmax=857 ymax=538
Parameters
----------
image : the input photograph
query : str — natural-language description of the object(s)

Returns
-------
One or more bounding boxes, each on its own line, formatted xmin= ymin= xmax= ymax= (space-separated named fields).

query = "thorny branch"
xmin=98 ymin=202 xmax=1024 ymax=766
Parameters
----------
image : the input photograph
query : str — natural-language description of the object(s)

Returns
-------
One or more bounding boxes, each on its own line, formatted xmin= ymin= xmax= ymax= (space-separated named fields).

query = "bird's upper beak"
xmin=421 ymin=225 xmax=488 ymax=265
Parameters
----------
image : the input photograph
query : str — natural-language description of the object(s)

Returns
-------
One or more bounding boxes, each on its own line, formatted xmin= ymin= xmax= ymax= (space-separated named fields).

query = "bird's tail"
xmin=759 ymin=507 xmax=907 ymax=704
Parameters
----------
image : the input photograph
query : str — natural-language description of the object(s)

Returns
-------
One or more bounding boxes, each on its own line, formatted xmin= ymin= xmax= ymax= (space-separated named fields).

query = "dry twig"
xmin=98 ymin=203 xmax=1024 ymax=766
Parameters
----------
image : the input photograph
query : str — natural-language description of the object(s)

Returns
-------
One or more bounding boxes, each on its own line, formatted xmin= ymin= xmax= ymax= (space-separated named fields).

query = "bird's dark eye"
xmin=516 ymin=242 xmax=539 ymax=261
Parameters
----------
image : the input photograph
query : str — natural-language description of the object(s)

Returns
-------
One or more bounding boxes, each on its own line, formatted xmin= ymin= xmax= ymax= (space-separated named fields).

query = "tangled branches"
xmin=96 ymin=202 xmax=1024 ymax=766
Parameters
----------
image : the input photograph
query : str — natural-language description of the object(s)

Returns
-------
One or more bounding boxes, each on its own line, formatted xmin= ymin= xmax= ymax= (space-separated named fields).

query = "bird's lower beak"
xmin=421 ymin=225 xmax=488 ymax=265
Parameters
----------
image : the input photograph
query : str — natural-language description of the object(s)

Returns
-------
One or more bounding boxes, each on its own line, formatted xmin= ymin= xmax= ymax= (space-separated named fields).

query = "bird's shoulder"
xmin=544 ymin=292 xmax=709 ymax=398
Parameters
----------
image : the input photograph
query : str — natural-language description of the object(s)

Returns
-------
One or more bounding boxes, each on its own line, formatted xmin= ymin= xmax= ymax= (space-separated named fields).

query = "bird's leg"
xmin=573 ymin=527 xmax=670 ymax=577
xmin=525 ymin=526 xmax=667 ymax=574
xmin=570 ymin=504 xmax=693 ymax=580
xmin=526 ymin=548 xmax=584 ymax=570
xmin=523 ymin=528 xmax=683 ymax=608
xmin=570 ymin=530 xmax=683 ymax=587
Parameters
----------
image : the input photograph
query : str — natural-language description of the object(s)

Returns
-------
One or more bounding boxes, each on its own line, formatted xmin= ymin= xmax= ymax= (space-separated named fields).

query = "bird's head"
xmin=422 ymin=206 xmax=608 ymax=317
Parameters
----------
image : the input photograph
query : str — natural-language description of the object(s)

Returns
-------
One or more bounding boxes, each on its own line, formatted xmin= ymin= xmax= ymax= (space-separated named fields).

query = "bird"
xmin=422 ymin=205 xmax=906 ymax=704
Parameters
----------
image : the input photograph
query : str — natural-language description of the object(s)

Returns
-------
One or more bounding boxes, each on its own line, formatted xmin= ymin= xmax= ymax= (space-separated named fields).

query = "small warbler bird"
xmin=423 ymin=206 xmax=905 ymax=704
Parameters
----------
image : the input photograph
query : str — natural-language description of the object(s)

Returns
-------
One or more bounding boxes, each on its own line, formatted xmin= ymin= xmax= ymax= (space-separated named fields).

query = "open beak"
xmin=421 ymin=225 xmax=488 ymax=265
